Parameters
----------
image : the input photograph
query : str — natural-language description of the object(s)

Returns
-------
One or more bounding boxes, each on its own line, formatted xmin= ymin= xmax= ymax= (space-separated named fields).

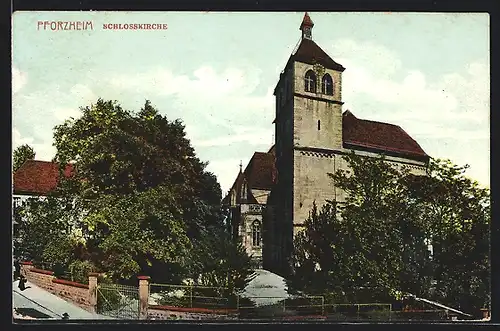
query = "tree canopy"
xmin=289 ymin=152 xmax=490 ymax=315
xmin=13 ymin=144 xmax=35 ymax=172
xmin=14 ymin=99 xmax=252 ymax=290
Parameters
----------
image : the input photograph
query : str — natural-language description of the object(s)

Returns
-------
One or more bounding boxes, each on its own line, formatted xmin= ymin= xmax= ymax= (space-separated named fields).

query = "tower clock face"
xmin=313 ymin=63 xmax=325 ymax=78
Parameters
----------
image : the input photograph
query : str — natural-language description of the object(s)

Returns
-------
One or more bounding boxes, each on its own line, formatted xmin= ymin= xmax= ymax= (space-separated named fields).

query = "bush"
xmin=67 ymin=260 xmax=98 ymax=284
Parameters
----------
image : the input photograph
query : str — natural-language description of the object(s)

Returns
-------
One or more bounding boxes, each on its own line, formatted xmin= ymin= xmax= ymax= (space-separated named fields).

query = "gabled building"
xmin=13 ymin=159 xmax=74 ymax=197
xmin=223 ymin=13 xmax=429 ymax=276
xmin=222 ymin=147 xmax=276 ymax=268
xmin=12 ymin=160 xmax=73 ymax=267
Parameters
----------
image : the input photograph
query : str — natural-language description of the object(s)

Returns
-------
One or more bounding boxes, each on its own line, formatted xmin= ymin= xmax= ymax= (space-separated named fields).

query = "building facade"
xmin=222 ymin=13 xmax=430 ymax=274
xmin=221 ymin=149 xmax=276 ymax=268
xmin=12 ymin=160 xmax=74 ymax=269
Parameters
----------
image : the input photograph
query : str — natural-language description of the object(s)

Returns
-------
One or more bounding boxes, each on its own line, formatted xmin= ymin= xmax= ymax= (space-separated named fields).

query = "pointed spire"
xmin=300 ymin=12 xmax=314 ymax=40
xmin=239 ymin=160 xmax=242 ymax=173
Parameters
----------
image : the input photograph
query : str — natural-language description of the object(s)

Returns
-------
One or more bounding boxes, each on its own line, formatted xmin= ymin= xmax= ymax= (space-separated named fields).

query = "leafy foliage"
xmin=188 ymin=226 xmax=254 ymax=293
xmin=13 ymin=144 xmax=35 ymax=172
xmin=14 ymin=98 xmax=252 ymax=290
xmin=67 ymin=260 xmax=98 ymax=284
xmin=290 ymin=152 xmax=490 ymax=315
xmin=13 ymin=195 xmax=77 ymax=270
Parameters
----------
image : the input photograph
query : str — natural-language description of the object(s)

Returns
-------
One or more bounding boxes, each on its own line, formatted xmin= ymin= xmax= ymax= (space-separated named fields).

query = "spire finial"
xmin=239 ymin=160 xmax=242 ymax=172
xmin=300 ymin=12 xmax=314 ymax=40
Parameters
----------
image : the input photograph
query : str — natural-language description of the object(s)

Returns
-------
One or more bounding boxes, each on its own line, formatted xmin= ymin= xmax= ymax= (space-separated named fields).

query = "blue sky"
xmin=12 ymin=12 xmax=490 ymax=193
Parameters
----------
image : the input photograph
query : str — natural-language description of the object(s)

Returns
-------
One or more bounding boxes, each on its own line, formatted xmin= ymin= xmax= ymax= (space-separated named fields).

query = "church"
xmin=222 ymin=13 xmax=430 ymax=275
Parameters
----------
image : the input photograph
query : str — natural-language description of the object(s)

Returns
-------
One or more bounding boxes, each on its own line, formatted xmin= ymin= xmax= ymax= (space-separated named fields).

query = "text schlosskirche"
xmin=103 ymin=23 xmax=168 ymax=30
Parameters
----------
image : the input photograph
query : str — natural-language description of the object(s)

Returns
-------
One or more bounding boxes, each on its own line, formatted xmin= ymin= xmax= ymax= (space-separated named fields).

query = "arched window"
xmin=304 ymin=70 xmax=317 ymax=93
xmin=321 ymin=74 xmax=334 ymax=95
xmin=252 ymin=220 xmax=261 ymax=247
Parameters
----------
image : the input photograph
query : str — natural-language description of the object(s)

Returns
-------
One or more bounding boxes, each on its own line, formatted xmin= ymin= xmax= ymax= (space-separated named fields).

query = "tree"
xmin=290 ymin=152 xmax=490 ymax=315
xmin=290 ymin=152 xmax=427 ymax=303
xmin=13 ymin=144 xmax=35 ymax=172
xmin=13 ymin=194 xmax=83 ymax=275
xmin=188 ymin=225 xmax=254 ymax=292
xmin=406 ymin=160 xmax=490 ymax=314
xmin=16 ymin=98 xmax=253 ymax=288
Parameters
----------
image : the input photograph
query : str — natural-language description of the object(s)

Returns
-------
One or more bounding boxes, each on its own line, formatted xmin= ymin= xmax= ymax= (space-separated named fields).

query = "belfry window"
xmin=321 ymin=74 xmax=333 ymax=95
xmin=305 ymin=70 xmax=317 ymax=93
xmin=252 ymin=220 xmax=261 ymax=247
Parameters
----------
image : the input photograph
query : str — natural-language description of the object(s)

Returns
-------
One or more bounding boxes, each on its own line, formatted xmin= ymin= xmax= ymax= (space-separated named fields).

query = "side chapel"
xmin=222 ymin=13 xmax=429 ymax=274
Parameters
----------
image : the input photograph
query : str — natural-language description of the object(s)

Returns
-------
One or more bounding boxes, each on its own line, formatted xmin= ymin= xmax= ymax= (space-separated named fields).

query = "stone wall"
xmin=293 ymin=150 xmax=341 ymax=231
xmin=20 ymin=262 xmax=93 ymax=312
xmin=293 ymin=61 xmax=343 ymax=151
xmin=241 ymin=213 xmax=263 ymax=261
xmin=18 ymin=263 xmax=241 ymax=320
xmin=250 ymin=189 xmax=271 ymax=205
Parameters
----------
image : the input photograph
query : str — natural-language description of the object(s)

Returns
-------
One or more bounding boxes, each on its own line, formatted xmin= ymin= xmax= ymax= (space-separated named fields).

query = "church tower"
xmin=271 ymin=12 xmax=345 ymax=274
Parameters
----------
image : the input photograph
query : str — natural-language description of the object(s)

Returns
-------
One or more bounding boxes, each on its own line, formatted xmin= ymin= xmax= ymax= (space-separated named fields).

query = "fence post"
xmin=138 ymin=276 xmax=150 ymax=320
xmin=190 ymin=285 xmax=193 ymax=308
xmin=88 ymin=273 xmax=99 ymax=314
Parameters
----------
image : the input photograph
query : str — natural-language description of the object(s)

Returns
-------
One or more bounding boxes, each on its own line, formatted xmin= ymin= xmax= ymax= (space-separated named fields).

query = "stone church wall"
xmin=292 ymin=148 xmax=428 ymax=236
xmin=293 ymin=62 xmax=343 ymax=102
xmin=250 ymin=189 xmax=271 ymax=204
xmin=293 ymin=61 xmax=343 ymax=151
xmin=292 ymin=151 xmax=342 ymax=233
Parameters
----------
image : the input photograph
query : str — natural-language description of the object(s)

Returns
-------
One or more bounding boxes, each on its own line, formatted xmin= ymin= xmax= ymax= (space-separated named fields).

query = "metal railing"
xmin=324 ymin=303 xmax=393 ymax=321
xmin=149 ymin=283 xmax=233 ymax=310
xmin=237 ymin=296 xmax=325 ymax=318
xmin=97 ymin=283 xmax=139 ymax=319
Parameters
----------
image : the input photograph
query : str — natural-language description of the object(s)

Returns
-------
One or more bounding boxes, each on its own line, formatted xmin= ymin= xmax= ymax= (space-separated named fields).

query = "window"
xmin=304 ymin=70 xmax=317 ymax=93
xmin=252 ymin=220 xmax=261 ymax=247
xmin=317 ymin=120 xmax=321 ymax=130
xmin=13 ymin=197 xmax=21 ymax=209
xmin=321 ymin=74 xmax=334 ymax=95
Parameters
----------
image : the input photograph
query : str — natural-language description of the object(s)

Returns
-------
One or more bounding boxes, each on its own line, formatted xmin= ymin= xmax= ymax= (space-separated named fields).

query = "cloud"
xmin=327 ymin=38 xmax=489 ymax=187
xmin=205 ymin=157 xmax=253 ymax=195
xmin=13 ymin=83 xmax=97 ymax=163
xmin=12 ymin=67 xmax=27 ymax=94
xmin=192 ymin=127 xmax=273 ymax=148
xmin=331 ymin=39 xmax=403 ymax=78
xmin=12 ymin=127 xmax=56 ymax=161
xmin=12 ymin=39 xmax=489 ymax=191
xmin=107 ymin=65 xmax=275 ymax=143
xmin=109 ymin=65 xmax=263 ymax=99
xmin=13 ymin=64 xmax=276 ymax=192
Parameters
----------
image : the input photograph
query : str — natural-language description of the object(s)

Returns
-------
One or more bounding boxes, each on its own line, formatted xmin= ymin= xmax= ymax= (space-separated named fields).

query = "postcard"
xmin=12 ymin=11 xmax=490 ymax=322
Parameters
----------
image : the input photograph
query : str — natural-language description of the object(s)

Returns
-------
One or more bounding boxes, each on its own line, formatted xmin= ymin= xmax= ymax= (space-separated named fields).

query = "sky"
xmin=12 ymin=11 xmax=490 ymax=194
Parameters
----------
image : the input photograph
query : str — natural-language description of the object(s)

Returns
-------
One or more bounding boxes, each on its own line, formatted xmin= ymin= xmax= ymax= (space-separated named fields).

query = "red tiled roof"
xmin=224 ymin=110 xmax=428 ymax=205
xmin=291 ymin=38 xmax=345 ymax=72
xmin=13 ymin=160 xmax=74 ymax=195
xmin=299 ymin=12 xmax=314 ymax=30
xmin=222 ymin=148 xmax=277 ymax=204
xmin=244 ymin=152 xmax=276 ymax=190
xmin=343 ymin=110 xmax=428 ymax=158
xmin=221 ymin=170 xmax=258 ymax=205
